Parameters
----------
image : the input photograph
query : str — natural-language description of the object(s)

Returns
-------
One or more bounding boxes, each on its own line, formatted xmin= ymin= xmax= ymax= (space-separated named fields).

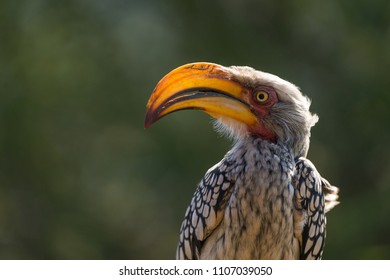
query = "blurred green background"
xmin=1 ymin=0 xmax=389 ymax=259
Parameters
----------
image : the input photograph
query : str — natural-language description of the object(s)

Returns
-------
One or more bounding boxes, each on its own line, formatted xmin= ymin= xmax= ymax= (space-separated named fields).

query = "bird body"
xmin=177 ymin=137 xmax=297 ymax=259
xmin=145 ymin=62 xmax=339 ymax=259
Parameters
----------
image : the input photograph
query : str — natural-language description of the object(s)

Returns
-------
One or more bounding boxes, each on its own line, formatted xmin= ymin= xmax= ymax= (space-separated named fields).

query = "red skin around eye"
xmin=248 ymin=86 xmax=278 ymax=117
xmin=247 ymin=86 xmax=278 ymax=141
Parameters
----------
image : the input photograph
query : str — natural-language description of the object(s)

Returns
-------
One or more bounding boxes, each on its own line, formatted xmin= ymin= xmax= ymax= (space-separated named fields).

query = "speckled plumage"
xmin=176 ymin=136 xmax=338 ymax=259
xmin=145 ymin=62 xmax=339 ymax=260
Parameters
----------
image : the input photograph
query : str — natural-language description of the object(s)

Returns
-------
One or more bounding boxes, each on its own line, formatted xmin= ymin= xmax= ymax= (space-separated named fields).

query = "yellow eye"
xmin=254 ymin=90 xmax=269 ymax=103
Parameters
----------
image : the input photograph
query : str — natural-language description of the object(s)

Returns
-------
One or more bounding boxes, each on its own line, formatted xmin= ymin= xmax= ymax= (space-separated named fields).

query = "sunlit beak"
xmin=144 ymin=62 xmax=257 ymax=128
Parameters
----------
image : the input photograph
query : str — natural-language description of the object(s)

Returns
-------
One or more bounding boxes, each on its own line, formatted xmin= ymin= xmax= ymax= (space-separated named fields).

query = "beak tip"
xmin=144 ymin=109 xmax=157 ymax=129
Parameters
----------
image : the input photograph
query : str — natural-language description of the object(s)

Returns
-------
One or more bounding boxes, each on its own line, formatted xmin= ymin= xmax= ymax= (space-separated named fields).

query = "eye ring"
xmin=254 ymin=90 xmax=269 ymax=103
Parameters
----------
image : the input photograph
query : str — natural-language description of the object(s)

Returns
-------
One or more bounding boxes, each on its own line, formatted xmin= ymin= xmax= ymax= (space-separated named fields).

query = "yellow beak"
xmin=144 ymin=62 xmax=257 ymax=128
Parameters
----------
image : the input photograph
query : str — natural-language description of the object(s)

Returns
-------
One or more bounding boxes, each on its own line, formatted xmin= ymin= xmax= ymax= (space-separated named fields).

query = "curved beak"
xmin=144 ymin=62 xmax=257 ymax=128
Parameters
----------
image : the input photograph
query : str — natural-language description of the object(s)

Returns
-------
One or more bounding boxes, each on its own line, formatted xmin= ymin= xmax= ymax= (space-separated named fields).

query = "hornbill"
xmin=144 ymin=62 xmax=339 ymax=259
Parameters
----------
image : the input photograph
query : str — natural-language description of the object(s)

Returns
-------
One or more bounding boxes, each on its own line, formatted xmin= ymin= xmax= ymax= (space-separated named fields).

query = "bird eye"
xmin=254 ymin=90 xmax=269 ymax=103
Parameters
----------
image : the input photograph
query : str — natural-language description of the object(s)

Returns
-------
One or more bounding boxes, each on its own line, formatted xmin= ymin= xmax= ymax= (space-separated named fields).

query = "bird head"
xmin=145 ymin=62 xmax=318 ymax=157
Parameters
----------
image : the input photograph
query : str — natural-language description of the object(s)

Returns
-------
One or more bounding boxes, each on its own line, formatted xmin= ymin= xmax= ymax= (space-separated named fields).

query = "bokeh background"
xmin=1 ymin=0 xmax=389 ymax=259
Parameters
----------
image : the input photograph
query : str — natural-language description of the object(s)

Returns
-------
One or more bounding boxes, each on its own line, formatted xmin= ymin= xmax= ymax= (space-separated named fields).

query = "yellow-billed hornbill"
xmin=145 ymin=62 xmax=339 ymax=260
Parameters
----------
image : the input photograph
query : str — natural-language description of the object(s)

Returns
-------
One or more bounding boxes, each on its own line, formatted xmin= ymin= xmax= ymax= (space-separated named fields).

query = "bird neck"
xmin=226 ymin=135 xmax=295 ymax=191
xmin=230 ymin=135 xmax=293 ymax=162
xmin=248 ymin=121 xmax=277 ymax=142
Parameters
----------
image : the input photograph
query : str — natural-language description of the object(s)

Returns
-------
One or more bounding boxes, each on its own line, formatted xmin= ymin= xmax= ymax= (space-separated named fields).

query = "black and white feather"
xmin=176 ymin=138 xmax=339 ymax=260
xmin=176 ymin=159 xmax=235 ymax=260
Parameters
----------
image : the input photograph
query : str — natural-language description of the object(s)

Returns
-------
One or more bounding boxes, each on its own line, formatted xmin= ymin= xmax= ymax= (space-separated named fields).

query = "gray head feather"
xmin=217 ymin=65 xmax=319 ymax=157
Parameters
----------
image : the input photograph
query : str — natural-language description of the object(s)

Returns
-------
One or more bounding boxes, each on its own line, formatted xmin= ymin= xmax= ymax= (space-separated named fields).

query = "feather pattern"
xmin=176 ymin=137 xmax=338 ymax=260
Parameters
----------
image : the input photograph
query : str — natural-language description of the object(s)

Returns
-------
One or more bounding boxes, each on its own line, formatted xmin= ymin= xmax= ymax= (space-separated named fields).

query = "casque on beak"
xmin=144 ymin=62 xmax=258 ymax=129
